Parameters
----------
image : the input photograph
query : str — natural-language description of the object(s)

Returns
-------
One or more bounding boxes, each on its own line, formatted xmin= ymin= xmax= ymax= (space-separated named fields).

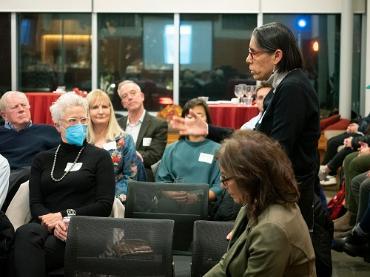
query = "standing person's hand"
xmin=170 ymin=109 xmax=208 ymax=136
xmin=39 ymin=212 xmax=63 ymax=232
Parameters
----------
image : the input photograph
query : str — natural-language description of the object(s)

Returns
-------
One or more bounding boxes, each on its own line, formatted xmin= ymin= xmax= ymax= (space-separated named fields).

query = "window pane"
xmin=18 ymin=13 xmax=91 ymax=92
xmin=98 ymin=14 xmax=173 ymax=111
xmin=263 ymin=14 xmax=341 ymax=114
xmin=179 ymin=14 xmax=257 ymax=106
xmin=0 ymin=13 xmax=11 ymax=93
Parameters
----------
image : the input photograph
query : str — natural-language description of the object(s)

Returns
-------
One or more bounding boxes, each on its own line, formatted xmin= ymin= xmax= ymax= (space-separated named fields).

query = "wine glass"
xmin=244 ymin=85 xmax=256 ymax=106
xmin=234 ymin=84 xmax=246 ymax=103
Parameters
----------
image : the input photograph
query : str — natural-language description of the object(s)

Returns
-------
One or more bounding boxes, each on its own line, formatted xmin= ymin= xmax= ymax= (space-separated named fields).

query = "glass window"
xmin=98 ymin=14 xmax=173 ymax=111
xmin=18 ymin=13 xmax=91 ymax=92
xmin=179 ymin=14 xmax=257 ymax=106
xmin=0 ymin=13 xmax=11 ymax=94
xmin=263 ymin=14 xmax=341 ymax=115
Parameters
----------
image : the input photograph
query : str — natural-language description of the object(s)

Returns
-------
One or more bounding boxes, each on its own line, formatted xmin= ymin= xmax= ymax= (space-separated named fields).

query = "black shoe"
xmin=343 ymin=230 xmax=369 ymax=257
xmin=332 ymin=237 xmax=346 ymax=252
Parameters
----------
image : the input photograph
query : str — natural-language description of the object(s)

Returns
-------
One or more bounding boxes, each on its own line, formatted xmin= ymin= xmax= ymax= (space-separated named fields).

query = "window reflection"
xmin=18 ymin=13 xmax=91 ymax=92
xmin=263 ymin=14 xmax=341 ymax=114
xmin=179 ymin=14 xmax=257 ymax=106
xmin=98 ymin=14 xmax=173 ymax=111
xmin=0 ymin=13 xmax=11 ymax=94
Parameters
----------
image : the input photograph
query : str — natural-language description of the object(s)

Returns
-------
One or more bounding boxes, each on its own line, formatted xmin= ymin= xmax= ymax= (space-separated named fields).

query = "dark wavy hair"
xmin=181 ymin=98 xmax=212 ymax=124
xmin=252 ymin=22 xmax=303 ymax=72
xmin=218 ymin=130 xmax=299 ymax=223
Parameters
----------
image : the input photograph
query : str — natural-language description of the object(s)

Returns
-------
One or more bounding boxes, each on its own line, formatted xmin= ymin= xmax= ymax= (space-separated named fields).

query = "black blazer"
xmin=118 ymin=112 xmax=168 ymax=169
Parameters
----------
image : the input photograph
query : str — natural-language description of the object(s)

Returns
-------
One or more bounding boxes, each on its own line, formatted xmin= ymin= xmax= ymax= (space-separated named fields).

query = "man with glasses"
xmin=117 ymin=80 xmax=168 ymax=181
xmin=0 ymin=91 xmax=59 ymax=211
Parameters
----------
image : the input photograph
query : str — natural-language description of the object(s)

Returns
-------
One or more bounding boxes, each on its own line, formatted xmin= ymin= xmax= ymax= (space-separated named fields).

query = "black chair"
xmin=64 ymin=216 xmax=174 ymax=277
xmin=125 ymin=181 xmax=209 ymax=252
xmin=191 ymin=220 xmax=234 ymax=277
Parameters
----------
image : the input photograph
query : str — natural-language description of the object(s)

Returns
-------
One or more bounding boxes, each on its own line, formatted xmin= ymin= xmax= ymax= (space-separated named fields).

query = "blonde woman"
xmin=87 ymin=89 xmax=146 ymax=202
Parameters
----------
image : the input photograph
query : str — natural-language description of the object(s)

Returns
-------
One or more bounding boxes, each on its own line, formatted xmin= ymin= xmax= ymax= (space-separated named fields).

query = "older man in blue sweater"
xmin=0 ymin=91 xmax=59 ymax=211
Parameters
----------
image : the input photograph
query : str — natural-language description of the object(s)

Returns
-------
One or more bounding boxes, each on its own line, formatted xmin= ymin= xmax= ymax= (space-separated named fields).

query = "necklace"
xmin=50 ymin=144 xmax=85 ymax=182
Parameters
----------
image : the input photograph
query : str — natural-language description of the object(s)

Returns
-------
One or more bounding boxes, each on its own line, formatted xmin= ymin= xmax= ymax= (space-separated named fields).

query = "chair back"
xmin=191 ymin=220 xmax=234 ymax=277
xmin=126 ymin=181 xmax=209 ymax=252
xmin=64 ymin=216 xmax=174 ymax=277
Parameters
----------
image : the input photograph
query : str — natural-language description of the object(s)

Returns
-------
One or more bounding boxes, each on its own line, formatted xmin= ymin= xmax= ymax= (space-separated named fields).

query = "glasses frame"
xmin=61 ymin=117 xmax=88 ymax=126
xmin=220 ymin=175 xmax=235 ymax=187
xmin=248 ymin=48 xmax=267 ymax=61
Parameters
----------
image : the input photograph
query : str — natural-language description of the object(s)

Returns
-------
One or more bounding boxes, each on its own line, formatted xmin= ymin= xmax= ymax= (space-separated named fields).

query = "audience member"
xmin=11 ymin=92 xmax=115 ymax=277
xmin=86 ymin=89 xmax=146 ymax=202
xmin=0 ymin=154 xmax=10 ymax=209
xmin=117 ymin=80 xmax=168 ymax=181
xmin=0 ymin=91 xmax=59 ymax=170
xmin=205 ymin=130 xmax=315 ymax=276
xmin=240 ymin=82 xmax=272 ymax=130
xmin=319 ymin=117 xmax=370 ymax=186
xmin=335 ymin=142 xmax=370 ymax=231
xmin=0 ymin=91 xmax=60 ymax=212
xmin=156 ymin=98 xmax=221 ymax=201
xmin=333 ymin=171 xmax=370 ymax=258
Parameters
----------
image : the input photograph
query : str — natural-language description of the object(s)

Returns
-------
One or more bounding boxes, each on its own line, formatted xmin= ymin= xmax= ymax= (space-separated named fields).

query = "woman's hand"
xmin=170 ymin=109 xmax=208 ymax=136
xmin=39 ymin=212 xmax=63 ymax=232
xmin=53 ymin=219 xmax=68 ymax=241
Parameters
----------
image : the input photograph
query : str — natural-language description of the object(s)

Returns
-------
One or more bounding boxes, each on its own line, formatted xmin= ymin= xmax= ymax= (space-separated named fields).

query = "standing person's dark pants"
xmin=11 ymin=223 xmax=65 ymax=277
xmin=297 ymin=173 xmax=315 ymax=231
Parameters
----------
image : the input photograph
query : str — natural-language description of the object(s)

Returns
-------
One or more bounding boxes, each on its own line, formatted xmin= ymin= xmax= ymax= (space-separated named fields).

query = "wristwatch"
xmin=66 ymin=209 xmax=76 ymax=217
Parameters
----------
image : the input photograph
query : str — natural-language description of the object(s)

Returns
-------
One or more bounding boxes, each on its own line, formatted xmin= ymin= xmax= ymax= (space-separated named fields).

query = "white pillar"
xmin=338 ymin=0 xmax=353 ymax=119
xmin=365 ymin=0 xmax=370 ymax=115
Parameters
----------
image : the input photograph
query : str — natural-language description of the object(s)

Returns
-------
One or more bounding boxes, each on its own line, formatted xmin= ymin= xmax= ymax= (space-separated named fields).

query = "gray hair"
xmin=117 ymin=80 xmax=141 ymax=99
xmin=0 ymin=91 xmax=29 ymax=112
xmin=50 ymin=92 xmax=88 ymax=124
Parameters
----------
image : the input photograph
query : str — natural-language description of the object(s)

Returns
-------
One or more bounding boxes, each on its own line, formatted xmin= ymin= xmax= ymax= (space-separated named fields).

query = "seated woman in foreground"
xmin=87 ymin=89 xmax=146 ymax=203
xmin=155 ymin=98 xmax=222 ymax=202
xmin=205 ymin=130 xmax=315 ymax=277
xmin=11 ymin=92 xmax=115 ymax=277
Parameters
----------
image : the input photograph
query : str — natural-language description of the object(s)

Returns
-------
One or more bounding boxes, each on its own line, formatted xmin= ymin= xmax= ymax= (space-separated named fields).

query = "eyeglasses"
xmin=220 ymin=175 xmax=235 ymax=187
xmin=120 ymin=90 xmax=138 ymax=100
xmin=248 ymin=48 xmax=266 ymax=61
xmin=62 ymin=117 xmax=88 ymax=126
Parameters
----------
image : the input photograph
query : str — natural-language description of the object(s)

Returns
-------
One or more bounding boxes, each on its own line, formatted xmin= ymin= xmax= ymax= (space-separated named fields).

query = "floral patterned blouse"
xmin=103 ymin=133 xmax=146 ymax=197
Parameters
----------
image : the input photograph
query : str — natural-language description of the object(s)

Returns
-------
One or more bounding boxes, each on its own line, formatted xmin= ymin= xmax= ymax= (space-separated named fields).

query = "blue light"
xmin=297 ymin=19 xmax=307 ymax=28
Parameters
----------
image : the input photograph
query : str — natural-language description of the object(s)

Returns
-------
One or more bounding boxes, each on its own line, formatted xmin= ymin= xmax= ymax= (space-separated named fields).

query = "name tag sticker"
xmin=103 ymin=141 xmax=117 ymax=151
xmin=143 ymin=137 xmax=152 ymax=147
xmin=198 ymin=153 xmax=214 ymax=164
xmin=64 ymin=162 xmax=83 ymax=172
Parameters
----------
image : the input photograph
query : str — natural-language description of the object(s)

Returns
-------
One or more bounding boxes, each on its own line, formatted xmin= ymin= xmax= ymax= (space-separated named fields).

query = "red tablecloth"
xmin=25 ymin=92 xmax=62 ymax=125
xmin=208 ymin=104 xmax=259 ymax=129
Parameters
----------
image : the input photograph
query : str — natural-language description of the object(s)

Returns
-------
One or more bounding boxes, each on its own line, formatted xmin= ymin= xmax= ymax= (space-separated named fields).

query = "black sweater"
xmin=256 ymin=69 xmax=320 ymax=177
xmin=29 ymin=141 xmax=115 ymax=220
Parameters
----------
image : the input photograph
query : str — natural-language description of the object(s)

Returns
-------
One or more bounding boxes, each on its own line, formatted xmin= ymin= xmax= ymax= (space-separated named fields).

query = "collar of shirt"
xmin=4 ymin=120 xmax=32 ymax=130
xmin=127 ymin=110 xmax=146 ymax=127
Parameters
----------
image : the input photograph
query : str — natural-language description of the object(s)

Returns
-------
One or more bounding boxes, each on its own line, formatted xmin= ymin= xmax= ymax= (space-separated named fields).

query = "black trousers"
xmin=12 ymin=223 xmax=65 ymax=277
xmin=322 ymin=132 xmax=350 ymax=165
xmin=297 ymin=172 xmax=315 ymax=231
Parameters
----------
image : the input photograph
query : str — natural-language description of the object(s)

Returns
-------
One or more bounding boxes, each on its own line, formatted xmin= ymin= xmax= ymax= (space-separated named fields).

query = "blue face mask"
xmin=65 ymin=124 xmax=87 ymax=146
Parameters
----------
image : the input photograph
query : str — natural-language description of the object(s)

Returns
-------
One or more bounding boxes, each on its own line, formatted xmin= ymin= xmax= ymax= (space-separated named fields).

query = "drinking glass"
xmin=243 ymin=85 xmax=256 ymax=106
xmin=234 ymin=84 xmax=246 ymax=103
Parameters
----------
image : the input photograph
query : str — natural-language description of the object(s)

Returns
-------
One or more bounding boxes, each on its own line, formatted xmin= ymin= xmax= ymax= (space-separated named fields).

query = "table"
xmin=208 ymin=104 xmax=259 ymax=129
xmin=25 ymin=92 xmax=61 ymax=125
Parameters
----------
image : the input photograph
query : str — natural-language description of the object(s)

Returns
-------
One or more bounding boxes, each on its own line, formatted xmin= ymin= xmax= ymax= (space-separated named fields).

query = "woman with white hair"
xmin=11 ymin=92 xmax=115 ymax=277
